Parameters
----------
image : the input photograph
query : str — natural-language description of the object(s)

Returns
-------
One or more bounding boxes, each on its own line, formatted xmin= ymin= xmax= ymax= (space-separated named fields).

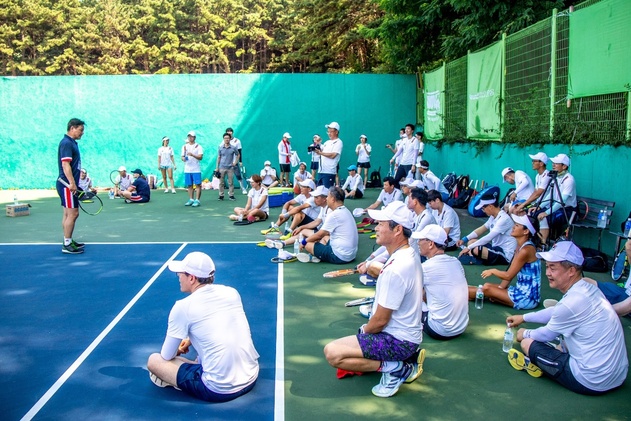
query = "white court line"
xmin=274 ymin=263 xmax=285 ymax=421
xmin=0 ymin=241 xmax=260 ymax=246
xmin=20 ymin=243 xmax=188 ymax=421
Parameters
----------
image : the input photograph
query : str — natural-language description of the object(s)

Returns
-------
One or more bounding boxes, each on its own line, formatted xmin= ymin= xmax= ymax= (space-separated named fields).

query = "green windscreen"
xmin=423 ymin=64 xmax=445 ymax=140
xmin=568 ymin=0 xmax=631 ymax=99
xmin=467 ymin=40 xmax=503 ymax=140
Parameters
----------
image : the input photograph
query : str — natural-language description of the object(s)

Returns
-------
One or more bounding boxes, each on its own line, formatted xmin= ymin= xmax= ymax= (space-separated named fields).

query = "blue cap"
xmin=347 ymin=165 xmax=357 ymax=171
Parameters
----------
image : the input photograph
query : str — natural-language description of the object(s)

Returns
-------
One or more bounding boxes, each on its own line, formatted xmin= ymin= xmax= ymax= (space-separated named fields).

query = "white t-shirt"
xmin=166 ymin=284 xmax=260 ymax=394
xmin=342 ymin=173 xmax=364 ymax=193
xmin=319 ymin=138 xmax=343 ymax=174
xmin=392 ymin=138 xmax=403 ymax=164
xmin=260 ymin=166 xmax=277 ymax=185
xmin=377 ymin=188 xmax=403 ymax=207
xmin=526 ymin=280 xmax=628 ymax=392
xmin=316 ymin=205 xmax=330 ymax=230
xmin=513 ymin=170 xmax=535 ymax=202
xmin=432 ymin=203 xmax=461 ymax=246
xmin=371 ymin=246 xmax=423 ymax=344
xmin=278 ymin=139 xmax=292 ymax=165
xmin=410 ymin=209 xmax=437 ymax=254
xmin=319 ymin=205 xmax=358 ymax=262
xmin=415 ymin=141 xmax=425 ymax=166
xmin=78 ymin=176 xmax=92 ymax=191
xmin=294 ymin=194 xmax=320 ymax=220
xmin=467 ymin=210 xmax=517 ymax=261
xmin=392 ymin=136 xmax=419 ymax=165
xmin=423 ymin=170 xmax=449 ymax=196
xmin=182 ymin=142 xmax=204 ymax=173
xmin=550 ymin=171 xmax=577 ymax=212
xmin=356 ymin=143 xmax=371 ymax=163
xmin=293 ymin=170 xmax=312 ymax=185
xmin=248 ymin=186 xmax=269 ymax=213
xmin=422 ymin=254 xmax=469 ymax=337
xmin=158 ymin=146 xmax=174 ymax=167
xmin=115 ymin=173 xmax=134 ymax=191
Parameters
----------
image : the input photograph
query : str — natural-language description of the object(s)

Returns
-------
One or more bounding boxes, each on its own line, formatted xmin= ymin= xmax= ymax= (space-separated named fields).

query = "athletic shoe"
xmin=149 ymin=371 xmax=180 ymax=390
xmin=507 ymin=348 xmax=542 ymax=378
xmin=405 ymin=349 xmax=426 ymax=384
xmin=192 ymin=199 xmax=200 ymax=207
xmin=124 ymin=199 xmax=132 ymax=204
xmin=185 ymin=199 xmax=194 ymax=206
xmin=359 ymin=274 xmax=377 ymax=286
xmin=256 ymin=241 xmax=267 ymax=247
xmin=359 ymin=304 xmax=372 ymax=319
xmin=280 ymin=233 xmax=292 ymax=241
xmin=242 ymin=189 xmax=248 ymax=195
xmin=164 ymin=189 xmax=169 ymax=193
xmin=62 ymin=243 xmax=84 ymax=254
xmin=229 ymin=196 xmax=236 ymax=201
xmin=71 ymin=240 xmax=85 ymax=249
xmin=171 ymin=189 xmax=176 ymax=194
xmin=218 ymin=196 xmax=224 ymax=201
xmin=297 ymin=253 xmax=320 ymax=263
xmin=371 ymin=362 xmax=413 ymax=398
xmin=265 ymin=239 xmax=284 ymax=249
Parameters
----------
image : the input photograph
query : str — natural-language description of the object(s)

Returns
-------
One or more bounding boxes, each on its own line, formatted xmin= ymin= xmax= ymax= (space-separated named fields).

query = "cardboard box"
xmin=6 ymin=203 xmax=30 ymax=217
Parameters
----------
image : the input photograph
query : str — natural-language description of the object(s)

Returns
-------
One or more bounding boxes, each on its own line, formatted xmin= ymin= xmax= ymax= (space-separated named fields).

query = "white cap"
xmin=501 ymin=167 xmax=514 ymax=182
xmin=187 ymin=130 xmax=196 ymax=137
xmin=80 ymin=168 xmax=87 ymax=173
xmin=408 ymin=180 xmax=424 ymax=189
xmin=528 ymin=152 xmax=548 ymax=165
xmin=474 ymin=191 xmax=499 ymax=210
xmin=352 ymin=208 xmax=365 ymax=218
xmin=118 ymin=166 xmax=127 ymax=172
xmin=550 ymin=153 xmax=570 ymax=167
xmin=168 ymin=252 xmax=216 ymax=278
xmin=512 ymin=214 xmax=536 ymax=235
xmin=400 ymin=177 xmax=415 ymax=187
xmin=367 ymin=201 xmax=414 ymax=230
xmin=283 ymin=132 xmax=292 ymax=139
xmin=299 ymin=179 xmax=316 ymax=190
xmin=360 ymin=134 xmax=367 ymax=139
xmin=314 ymin=185 xmax=329 ymax=197
xmin=536 ymin=241 xmax=584 ymax=266
xmin=411 ymin=224 xmax=447 ymax=246
xmin=264 ymin=160 xmax=271 ymax=166
xmin=325 ymin=122 xmax=340 ymax=131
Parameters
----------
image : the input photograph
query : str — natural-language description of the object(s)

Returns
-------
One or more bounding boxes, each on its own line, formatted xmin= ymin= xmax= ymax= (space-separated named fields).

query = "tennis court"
xmin=1 ymin=189 xmax=630 ymax=421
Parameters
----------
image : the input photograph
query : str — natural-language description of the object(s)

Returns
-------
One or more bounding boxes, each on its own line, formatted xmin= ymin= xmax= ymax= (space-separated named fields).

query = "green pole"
xmin=626 ymin=90 xmax=631 ymax=141
xmin=501 ymin=33 xmax=506 ymax=140
xmin=549 ymin=8 xmax=558 ymax=140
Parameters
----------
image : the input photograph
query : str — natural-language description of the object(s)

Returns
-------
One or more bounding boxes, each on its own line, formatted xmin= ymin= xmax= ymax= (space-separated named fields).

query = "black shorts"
xmin=310 ymin=161 xmax=319 ymax=171
xmin=357 ymin=162 xmax=371 ymax=169
xmin=280 ymin=163 xmax=291 ymax=173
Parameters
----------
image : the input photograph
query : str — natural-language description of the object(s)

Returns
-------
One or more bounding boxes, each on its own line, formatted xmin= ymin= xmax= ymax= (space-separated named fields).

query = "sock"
xmin=378 ymin=361 xmax=402 ymax=373
xmin=64 ymin=238 xmax=71 ymax=246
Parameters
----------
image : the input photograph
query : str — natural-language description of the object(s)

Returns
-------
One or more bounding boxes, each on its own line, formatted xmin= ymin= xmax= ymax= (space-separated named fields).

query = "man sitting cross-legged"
xmin=323 ymin=201 xmax=425 ymax=398
xmin=263 ymin=179 xmax=320 ymax=238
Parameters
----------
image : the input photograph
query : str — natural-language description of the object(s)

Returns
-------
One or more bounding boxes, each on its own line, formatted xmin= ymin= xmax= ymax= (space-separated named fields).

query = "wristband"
xmin=461 ymin=236 xmax=468 ymax=244
xmin=301 ymin=238 xmax=307 ymax=246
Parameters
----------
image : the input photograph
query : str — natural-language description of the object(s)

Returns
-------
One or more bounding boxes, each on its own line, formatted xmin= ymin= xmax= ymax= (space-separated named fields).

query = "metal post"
xmin=549 ymin=8 xmax=558 ymax=140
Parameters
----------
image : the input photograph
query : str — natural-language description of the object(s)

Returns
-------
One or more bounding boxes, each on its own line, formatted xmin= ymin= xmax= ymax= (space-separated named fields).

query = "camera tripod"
xmin=533 ymin=170 xmax=576 ymax=244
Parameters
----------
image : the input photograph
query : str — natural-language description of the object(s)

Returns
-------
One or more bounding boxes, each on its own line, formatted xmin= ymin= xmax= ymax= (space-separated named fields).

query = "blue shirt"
xmin=133 ymin=176 xmax=151 ymax=200
xmin=57 ymin=134 xmax=81 ymax=183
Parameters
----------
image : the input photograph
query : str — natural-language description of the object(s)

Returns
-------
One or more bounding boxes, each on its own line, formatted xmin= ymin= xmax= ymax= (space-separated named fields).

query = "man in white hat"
xmin=513 ymin=152 xmax=550 ymax=215
xmin=277 ymin=132 xmax=293 ymax=187
xmin=147 ymin=252 xmax=259 ymax=402
xmin=506 ymin=241 xmax=628 ymax=395
xmin=268 ymin=179 xmax=320 ymax=237
xmin=113 ymin=165 xmax=134 ymax=198
xmin=314 ymin=122 xmax=343 ymax=188
xmin=259 ymin=160 xmax=278 ymax=188
xmin=324 ymin=201 xmax=425 ymax=398
xmin=533 ymin=153 xmax=577 ymax=245
xmin=412 ymin=224 xmax=469 ymax=340
xmin=182 ymin=130 xmax=204 ymax=206
xmin=501 ymin=167 xmax=534 ymax=213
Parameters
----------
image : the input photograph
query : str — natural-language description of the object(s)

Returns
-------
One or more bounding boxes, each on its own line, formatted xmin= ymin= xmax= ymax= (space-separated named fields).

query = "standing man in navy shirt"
xmin=56 ymin=118 xmax=86 ymax=255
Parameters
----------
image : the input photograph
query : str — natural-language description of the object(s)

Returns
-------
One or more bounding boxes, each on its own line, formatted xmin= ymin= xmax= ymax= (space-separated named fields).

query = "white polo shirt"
xmin=319 ymin=205 xmax=358 ymax=262
xmin=319 ymin=138 xmax=343 ymax=175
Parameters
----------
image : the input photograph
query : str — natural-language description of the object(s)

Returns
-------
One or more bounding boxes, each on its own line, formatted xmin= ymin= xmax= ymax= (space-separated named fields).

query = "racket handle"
xmin=58 ymin=177 xmax=70 ymax=188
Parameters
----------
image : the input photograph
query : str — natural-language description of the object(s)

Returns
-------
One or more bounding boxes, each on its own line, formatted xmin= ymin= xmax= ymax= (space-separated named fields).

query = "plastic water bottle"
xmin=109 ymin=189 xmax=115 ymax=200
xmin=475 ymin=285 xmax=484 ymax=309
xmin=13 ymin=194 xmax=18 ymax=205
xmin=625 ymin=218 xmax=631 ymax=237
xmin=293 ymin=238 xmax=299 ymax=256
xmin=597 ymin=210 xmax=605 ymax=228
xmin=601 ymin=207 xmax=608 ymax=228
xmin=502 ymin=324 xmax=514 ymax=352
xmin=238 ymin=213 xmax=243 ymax=222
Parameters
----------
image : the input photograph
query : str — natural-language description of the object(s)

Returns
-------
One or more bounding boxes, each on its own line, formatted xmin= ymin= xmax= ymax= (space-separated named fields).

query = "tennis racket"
xmin=611 ymin=248 xmax=629 ymax=281
xmin=58 ymin=178 xmax=103 ymax=215
xmin=575 ymin=200 xmax=589 ymax=220
xmin=323 ymin=268 xmax=359 ymax=278
xmin=344 ymin=297 xmax=374 ymax=307
xmin=109 ymin=169 xmax=120 ymax=187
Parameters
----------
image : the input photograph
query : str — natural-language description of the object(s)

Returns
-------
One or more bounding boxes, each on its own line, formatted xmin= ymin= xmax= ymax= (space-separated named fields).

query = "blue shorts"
xmin=528 ymin=341 xmax=606 ymax=395
xmin=310 ymin=162 xmax=319 ymax=171
xmin=357 ymin=162 xmax=371 ymax=169
xmin=159 ymin=165 xmax=172 ymax=170
xmin=313 ymin=242 xmax=351 ymax=264
xmin=357 ymin=331 xmax=419 ymax=362
xmin=56 ymin=181 xmax=78 ymax=208
xmin=317 ymin=173 xmax=336 ymax=188
xmin=184 ymin=173 xmax=202 ymax=187
xmin=176 ymin=363 xmax=257 ymax=402
xmin=127 ymin=194 xmax=150 ymax=203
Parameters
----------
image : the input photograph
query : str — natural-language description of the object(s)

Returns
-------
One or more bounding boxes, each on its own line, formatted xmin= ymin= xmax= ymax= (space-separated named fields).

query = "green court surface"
xmin=1 ymin=188 xmax=629 ymax=420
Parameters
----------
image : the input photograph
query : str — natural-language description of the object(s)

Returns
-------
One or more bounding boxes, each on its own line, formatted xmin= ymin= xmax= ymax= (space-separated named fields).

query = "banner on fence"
xmin=568 ymin=0 xmax=631 ymax=99
xmin=423 ymin=64 xmax=445 ymax=140
xmin=467 ymin=40 xmax=503 ymax=140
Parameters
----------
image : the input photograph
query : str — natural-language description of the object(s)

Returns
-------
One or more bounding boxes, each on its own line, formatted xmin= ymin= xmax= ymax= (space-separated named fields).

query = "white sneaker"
xmin=242 ymin=189 xmax=248 ymax=195
xmin=359 ymin=304 xmax=372 ymax=318
xmin=359 ymin=274 xmax=377 ymax=286
xmin=149 ymin=371 xmax=180 ymax=390
xmin=297 ymin=253 xmax=320 ymax=263
xmin=171 ymin=189 xmax=176 ymax=194
xmin=164 ymin=189 xmax=169 ymax=193
xmin=265 ymin=239 xmax=284 ymax=249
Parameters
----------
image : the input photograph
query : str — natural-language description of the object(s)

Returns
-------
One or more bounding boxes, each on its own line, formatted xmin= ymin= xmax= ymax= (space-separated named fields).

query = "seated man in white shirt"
xmin=501 ymin=167 xmax=534 ymax=213
xmin=342 ymin=165 xmax=364 ymax=199
xmin=259 ymin=160 xmax=279 ymax=188
xmin=271 ymin=179 xmax=320 ymax=237
xmin=418 ymin=160 xmax=450 ymax=201
xmin=427 ymin=189 xmax=461 ymax=251
xmin=364 ymin=176 xmax=402 ymax=212
xmin=457 ymin=192 xmax=517 ymax=266
xmin=412 ymin=225 xmax=469 ymax=340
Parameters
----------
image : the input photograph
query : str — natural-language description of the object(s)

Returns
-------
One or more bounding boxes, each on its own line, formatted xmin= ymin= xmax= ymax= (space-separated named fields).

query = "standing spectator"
xmin=355 ymin=135 xmax=371 ymax=188
xmin=414 ymin=132 xmax=425 ymax=180
xmin=391 ymin=124 xmax=419 ymax=188
xmin=121 ymin=168 xmax=151 ymax=203
xmin=158 ymin=136 xmax=177 ymax=194
xmin=56 ymin=118 xmax=86 ymax=254
xmin=147 ymin=251 xmax=259 ymax=402
xmin=260 ymin=160 xmax=279 ymax=188
xmin=182 ymin=131 xmax=204 ymax=207
xmin=501 ymin=167 xmax=534 ymax=213
xmin=386 ymin=128 xmax=405 ymax=176
xmin=226 ymin=127 xmax=247 ymax=195
xmin=309 ymin=135 xmax=322 ymax=179
xmin=314 ymin=122 xmax=343 ymax=188
xmin=341 ymin=165 xmax=364 ymax=199
xmin=216 ymin=132 xmax=239 ymax=201
xmin=277 ymin=132 xmax=292 ymax=187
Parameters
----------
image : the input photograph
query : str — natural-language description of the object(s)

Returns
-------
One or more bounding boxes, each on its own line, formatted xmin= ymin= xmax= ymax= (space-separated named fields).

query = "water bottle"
xmin=13 ymin=194 xmax=18 ymax=205
xmin=597 ymin=210 xmax=605 ymax=228
xmin=293 ymin=238 xmax=300 ymax=256
xmin=625 ymin=218 xmax=631 ymax=237
xmin=475 ymin=285 xmax=484 ymax=309
xmin=601 ymin=207 xmax=608 ymax=228
xmin=502 ymin=324 xmax=514 ymax=352
xmin=238 ymin=213 xmax=243 ymax=222
xmin=109 ymin=189 xmax=115 ymax=200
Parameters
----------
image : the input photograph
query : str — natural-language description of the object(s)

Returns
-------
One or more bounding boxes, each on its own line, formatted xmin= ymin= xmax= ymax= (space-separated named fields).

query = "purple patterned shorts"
xmin=358 ymin=332 xmax=419 ymax=361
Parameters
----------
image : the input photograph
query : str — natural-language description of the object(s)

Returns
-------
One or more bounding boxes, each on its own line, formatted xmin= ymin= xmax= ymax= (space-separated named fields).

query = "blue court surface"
xmin=0 ymin=243 xmax=281 ymax=421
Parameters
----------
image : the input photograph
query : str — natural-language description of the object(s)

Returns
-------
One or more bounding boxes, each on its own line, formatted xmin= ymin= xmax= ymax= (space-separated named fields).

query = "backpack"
xmin=442 ymin=172 xmax=457 ymax=194
xmin=368 ymin=167 xmax=382 ymax=188
xmin=580 ymin=247 xmax=609 ymax=273
xmin=447 ymin=175 xmax=473 ymax=208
